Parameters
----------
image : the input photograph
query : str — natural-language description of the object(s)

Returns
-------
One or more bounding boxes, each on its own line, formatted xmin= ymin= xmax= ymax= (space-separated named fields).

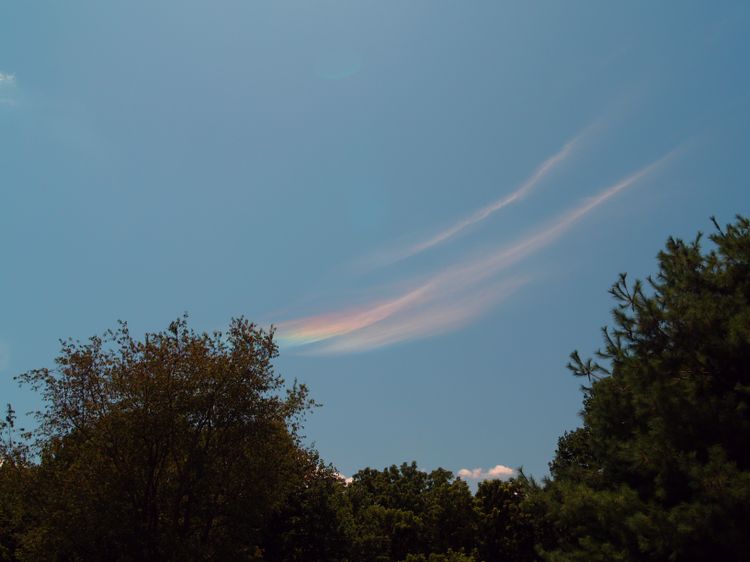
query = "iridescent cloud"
xmin=311 ymin=277 xmax=528 ymax=354
xmin=276 ymin=151 xmax=675 ymax=354
xmin=276 ymin=285 xmax=431 ymax=347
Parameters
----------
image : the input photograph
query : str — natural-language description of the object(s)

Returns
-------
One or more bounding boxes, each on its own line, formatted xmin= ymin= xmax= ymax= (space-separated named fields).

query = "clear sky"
xmin=1 ymin=1 xmax=749 ymax=481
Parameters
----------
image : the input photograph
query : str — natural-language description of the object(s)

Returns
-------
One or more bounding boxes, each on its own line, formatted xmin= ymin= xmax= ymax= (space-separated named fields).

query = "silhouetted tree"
xmin=540 ymin=216 xmax=750 ymax=561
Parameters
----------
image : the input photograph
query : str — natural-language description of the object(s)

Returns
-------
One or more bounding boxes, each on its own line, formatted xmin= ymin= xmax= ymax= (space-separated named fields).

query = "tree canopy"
xmin=3 ymin=317 xmax=314 ymax=560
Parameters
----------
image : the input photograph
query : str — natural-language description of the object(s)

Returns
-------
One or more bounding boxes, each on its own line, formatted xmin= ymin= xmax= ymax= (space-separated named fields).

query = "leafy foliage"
xmin=261 ymin=458 xmax=354 ymax=562
xmin=346 ymin=463 xmax=477 ymax=561
xmin=9 ymin=317 xmax=314 ymax=561
xmin=474 ymin=478 xmax=537 ymax=562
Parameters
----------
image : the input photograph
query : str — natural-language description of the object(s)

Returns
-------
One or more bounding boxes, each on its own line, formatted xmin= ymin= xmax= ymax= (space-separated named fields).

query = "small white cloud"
xmin=0 ymin=72 xmax=15 ymax=85
xmin=335 ymin=472 xmax=353 ymax=485
xmin=457 ymin=464 xmax=515 ymax=481
xmin=457 ymin=468 xmax=482 ymax=479
xmin=487 ymin=465 xmax=515 ymax=478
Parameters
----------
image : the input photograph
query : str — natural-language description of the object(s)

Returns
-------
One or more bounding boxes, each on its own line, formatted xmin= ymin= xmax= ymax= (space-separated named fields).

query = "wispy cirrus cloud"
xmin=276 ymin=150 xmax=675 ymax=354
xmin=0 ymin=72 xmax=15 ymax=85
xmin=457 ymin=465 xmax=515 ymax=481
xmin=366 ymin=125 xmax=598 ymax=269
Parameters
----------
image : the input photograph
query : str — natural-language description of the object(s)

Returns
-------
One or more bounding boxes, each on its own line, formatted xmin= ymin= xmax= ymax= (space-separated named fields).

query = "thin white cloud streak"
xmin=433 ymin=151 xmax=675 ymax=290
xmin=278 ymin=150 xmax=675 ymax=354
xmin=409 ymin=140 xmax=575 ymax=253
xmin=457 ymin=465 xmax=515 ymax=481
xmin=0 ymin=72 xmax=15 ymax=85
xmin=368 ymin=127 xmax=594 ymax=269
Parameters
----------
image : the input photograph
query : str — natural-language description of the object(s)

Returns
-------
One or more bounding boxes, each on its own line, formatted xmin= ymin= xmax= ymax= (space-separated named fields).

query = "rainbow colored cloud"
xmin=275 ymin=144 xmax=679 ymax=354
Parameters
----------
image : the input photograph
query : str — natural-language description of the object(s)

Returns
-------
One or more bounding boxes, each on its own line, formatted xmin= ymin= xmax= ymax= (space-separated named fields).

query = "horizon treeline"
xmin=1 ymin=216 xmax=749 ymax=561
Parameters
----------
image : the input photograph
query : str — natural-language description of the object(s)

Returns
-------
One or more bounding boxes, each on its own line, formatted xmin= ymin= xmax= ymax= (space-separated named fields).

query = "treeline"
xmin=1 ymin=216 xmax=749 ymax=561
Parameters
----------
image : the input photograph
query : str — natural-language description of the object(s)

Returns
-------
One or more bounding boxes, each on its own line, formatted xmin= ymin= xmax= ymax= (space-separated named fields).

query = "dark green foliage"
xmin=261 ymin=460 xmax=354 ymax=562
xmin=338 ymin=462 xmax=538 ymax=561
xmin=547 ymin=428 xmax=596 ymax=483
xmin=475 ymin=478 xmax=537 ymax=562
xmin=346 ymin=462 xmax=477 ymax=561
xmin=8 ymin=317 xmax=315 ymax=561
xmin=542 ymin=216 xmax=750 ymax=561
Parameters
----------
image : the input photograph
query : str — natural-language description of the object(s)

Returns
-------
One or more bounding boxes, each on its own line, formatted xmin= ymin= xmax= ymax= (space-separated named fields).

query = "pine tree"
xmin=541 ymin=216 xmax=750 ymax=561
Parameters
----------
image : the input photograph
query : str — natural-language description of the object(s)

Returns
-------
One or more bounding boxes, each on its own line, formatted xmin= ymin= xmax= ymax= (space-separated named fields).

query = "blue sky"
xmin=1 ymin=1 xmax=749 ymax=480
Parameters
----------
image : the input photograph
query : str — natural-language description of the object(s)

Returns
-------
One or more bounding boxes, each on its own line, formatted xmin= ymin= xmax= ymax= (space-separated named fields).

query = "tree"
xmin=0 ymin=405 xmax=31 ymax=561
xmin=261 ymin=457 xmax=355 ymax=562
xmin=541 ymin=216 xmax=750 ymax=561
xmin=346 ymin=462 xmax=477 ymax=561
xmin=14 ymin=317 xmax=314 ymax=561
xmin=547 ymin=428 xmax=598 ymax=485
xmin=423 ymin=468 xmax=476 ymax=556
xmin=474 ymin=477 xmax=537 ymax=562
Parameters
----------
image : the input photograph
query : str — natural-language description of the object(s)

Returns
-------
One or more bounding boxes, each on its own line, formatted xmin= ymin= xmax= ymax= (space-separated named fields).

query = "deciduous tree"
xmin=15 ymin=317 xmax=314 ymax=561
